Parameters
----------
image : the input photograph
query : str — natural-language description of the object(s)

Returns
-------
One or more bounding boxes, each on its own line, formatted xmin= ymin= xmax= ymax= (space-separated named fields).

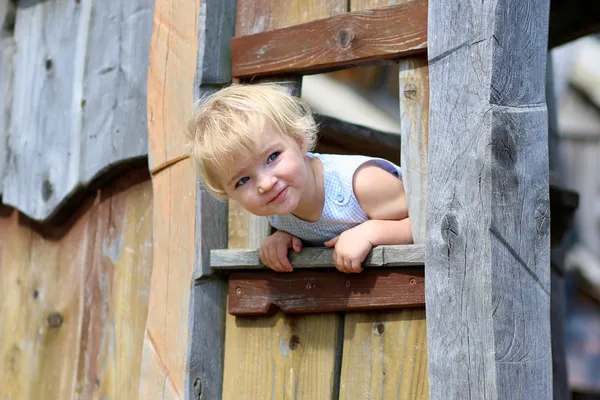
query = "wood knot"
xmin=193 ymin=378 xmax=203 ymax=398
xmin=376 ymin=323 xmax=385 ymax=335
xmin=42 ymin=179 xmax=54 ymax=201
xmin=45 ymin=57 xmax=53 ymax=71
xmin=47 ymin=312 xmax=63 ymax=328
xmin=336 ymin=29 xmax=354 ymax=49
xmin=409 ymin=278 xmax=416 ymax=286
xmin=289 ymin=334 xmax=300 ymax=350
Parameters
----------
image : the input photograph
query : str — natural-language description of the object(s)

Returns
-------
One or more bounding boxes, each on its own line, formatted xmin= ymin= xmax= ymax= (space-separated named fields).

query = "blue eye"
xmin=236 ymin=176 xmax=250 ymax=187
xmin=267 ymin=152 xmax=280 ymax=164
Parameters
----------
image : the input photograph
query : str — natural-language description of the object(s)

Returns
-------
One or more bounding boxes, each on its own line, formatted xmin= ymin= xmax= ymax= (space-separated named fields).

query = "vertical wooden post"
xmin=426 ymin=0 xmax=552 ymax=398
xmin=186 ymin=1 xmax=236 ymax=399
xmin=546 ymin=52 xmax=570 ymax=400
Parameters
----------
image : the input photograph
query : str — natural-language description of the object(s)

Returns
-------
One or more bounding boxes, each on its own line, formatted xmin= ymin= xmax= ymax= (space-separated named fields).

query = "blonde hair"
xmin=186 ymin=83 xmax=318 ymax=199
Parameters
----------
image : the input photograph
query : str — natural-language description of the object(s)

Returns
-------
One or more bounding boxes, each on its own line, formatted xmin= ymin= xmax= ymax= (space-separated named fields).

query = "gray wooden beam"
xmin=2 ymin=0 xmax=153 ymax=222
xmin=211 ymin=244 xmax=425 ymax=270
xmin=425 ymin=0 xmax=552 ymax=398
xmin=185 ymin=1 xmax=236 ymax=399
xmin=0 ymin=0 xmax=15 ymax=196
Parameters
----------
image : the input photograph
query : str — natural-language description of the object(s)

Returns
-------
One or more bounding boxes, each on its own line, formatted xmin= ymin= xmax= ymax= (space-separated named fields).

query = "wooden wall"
xmin=0 ymin=169 xmax=153 ymax=400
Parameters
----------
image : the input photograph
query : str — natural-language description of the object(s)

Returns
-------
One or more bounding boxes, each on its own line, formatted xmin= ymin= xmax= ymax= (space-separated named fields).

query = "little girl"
xmin=186 ymin=83 xmax=413 ymax=273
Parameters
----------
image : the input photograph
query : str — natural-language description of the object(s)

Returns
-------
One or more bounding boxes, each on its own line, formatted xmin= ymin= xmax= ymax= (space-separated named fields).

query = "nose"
xmin=257 ymin=174 xmax=277 ymax=194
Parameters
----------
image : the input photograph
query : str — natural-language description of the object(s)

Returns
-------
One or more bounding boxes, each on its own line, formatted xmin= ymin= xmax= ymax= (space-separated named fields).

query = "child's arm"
xmin=324 ymin=163 xmax=412 ymax=273
xmin=259 ymin=230 xmax=302 ymax=272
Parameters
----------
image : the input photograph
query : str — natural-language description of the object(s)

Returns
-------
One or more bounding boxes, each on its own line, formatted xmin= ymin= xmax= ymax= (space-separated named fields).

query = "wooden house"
xmin=0 ymin=0 xmax=597 ymax=398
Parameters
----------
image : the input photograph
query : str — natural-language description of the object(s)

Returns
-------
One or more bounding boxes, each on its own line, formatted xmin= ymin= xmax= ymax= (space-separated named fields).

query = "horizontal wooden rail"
xmin=231 ymin=2 xmax=427 ymax=79
xmin=228 ymin=268 xmax=425 ymax=315
xmin=230 ymin=0 xmax=592 ymax=79
xmin=211 ymin=244 xmax=425 ymax=270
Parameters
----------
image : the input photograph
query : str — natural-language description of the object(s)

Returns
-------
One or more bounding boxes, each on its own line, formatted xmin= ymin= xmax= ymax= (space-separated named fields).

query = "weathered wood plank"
xmin=399 ymin=57 xmax=428 ymax=244
xmin=339 ymin=310 xmax=429 ymax=399
xmin=426 ymin=0 xmax=552 ymax=399
xmin=212 ymin=244 xmax=425 ymax=269
xmin=3 ymin=0 xmax=84 ymax=221
xmin=0 ymin=170 xmax=153 ymax=400
xmin=231 ymin=2 xmax=427 ymax=79
xmin=0 ymin=0 xmax=15 ymax=197
xmin=80 ymin=0 xmax=153 ymax=183
xmin=147 ymin=0 xmax=199 ymax=172
xmin=228 ymin=268 xmax=424 ymax=315
xmin=76 ymin=170 xmax=153 ymax=399
xmin=140 ymin=159 xmax=197 ymax=399
xmin=3 ymin=0 xmax=153 ymax=222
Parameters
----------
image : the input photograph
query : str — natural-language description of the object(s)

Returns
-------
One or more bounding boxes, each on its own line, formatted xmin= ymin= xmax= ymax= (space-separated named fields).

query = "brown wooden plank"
xmin=76 ymin=169 xmax=153 ymax=399
xmin=231 ymin=2 xmax=427 ymax=78
xmin=140 ymin=159 xmax=197 ymax=399
xmin=147 ymin=0 xmax=199 ymax=172
xmin=228 ymin=269 xmax=424 ymax=315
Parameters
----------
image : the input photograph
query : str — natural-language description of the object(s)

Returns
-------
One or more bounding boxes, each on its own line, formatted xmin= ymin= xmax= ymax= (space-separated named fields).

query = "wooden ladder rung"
xmin=210 ymin=244 xmax=425 ymax=270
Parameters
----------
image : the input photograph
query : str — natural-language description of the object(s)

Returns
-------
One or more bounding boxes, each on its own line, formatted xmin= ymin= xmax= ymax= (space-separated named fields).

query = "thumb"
xmin=324 ymin=236 xmax=339 ymax=248
xmin=291 ymin=236 xmax=303 ymax=252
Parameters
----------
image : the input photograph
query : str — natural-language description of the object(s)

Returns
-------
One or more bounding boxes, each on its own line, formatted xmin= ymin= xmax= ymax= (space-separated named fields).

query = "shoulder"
xmin=353 ymin=162 xmax=408 ymax=220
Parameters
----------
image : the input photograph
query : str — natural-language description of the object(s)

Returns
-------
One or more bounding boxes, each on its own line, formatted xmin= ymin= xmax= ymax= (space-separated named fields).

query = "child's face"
xmin=220 ymin=123 xmax=310 ymax=217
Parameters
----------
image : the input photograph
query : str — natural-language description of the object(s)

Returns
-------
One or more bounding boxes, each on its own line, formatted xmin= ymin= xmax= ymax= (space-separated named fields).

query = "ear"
xmin=299 ymin=137 xmax=308 ymax=153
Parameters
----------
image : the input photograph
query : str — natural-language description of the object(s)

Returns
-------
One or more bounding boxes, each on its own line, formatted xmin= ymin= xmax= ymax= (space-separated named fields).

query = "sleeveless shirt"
xmin=267 ymin=153 xmax=403 ymax=246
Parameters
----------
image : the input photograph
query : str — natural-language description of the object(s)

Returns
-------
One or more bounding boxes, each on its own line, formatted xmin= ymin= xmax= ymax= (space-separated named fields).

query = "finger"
xmin=324 ymin=236 xmax=339 ymax=248
xmin=262 ymin=247 xmax=277 ymax=271
xmin=277 ymin=244 xmax=294 ymax=272
xmin=291 ymin=236 xmax=303 ymax=253
xmin=335 ymin=252 xmax=348 ymax=274
xmin=267 ymin=246 xmax=285 ymax=272
xmin=350 ymin=259 xmax=363 ymax=273
xmin=270 ymin=246 xmax=288 ymax=272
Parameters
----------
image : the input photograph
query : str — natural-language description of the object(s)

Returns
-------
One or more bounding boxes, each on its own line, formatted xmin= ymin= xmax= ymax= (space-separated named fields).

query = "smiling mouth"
xmin=268 ymin=188 xmax=287 ymax=204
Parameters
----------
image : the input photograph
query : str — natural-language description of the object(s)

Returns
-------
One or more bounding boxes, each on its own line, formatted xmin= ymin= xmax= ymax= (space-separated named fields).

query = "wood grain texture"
xmin=212 ymin=244 xmax=425 ymax=269
xmin=228 ymin=269 xmax=424 ymax=315
xmin=339 ymin=310 xmax=428 ymax=400
xmin=399 ymin=57 xmax=428 ymax=244
xmin=140 ymin=159 xmax=196 ymax=400
xmin=0 ymin=0 xmax=15 ymax=196
xmin=3 ymin=0 xmax=83 ymax=221
xmin=223 ymin=313 xmax=342 ymax=400
xmin=80 ymin=0 xmax=153 ymax=184
xmin=147 ymin=0 xmax=199 ymax=171
xmin=0 ymin=170 xmax=152 ymax=400
xmin=235 ymin=0 xmax=347 ymax=35
xmin=3 ymin=0 xmax=153 ymax=222
xmin=350 ymin=0 xmax=406 ymax=11
xmin=76 ymin=170 xmax=153 ymax=400
xmin=426 ymin=0 xmax=552 ymax=398
xmin=231 ymin=2 xmax=427 ymax=79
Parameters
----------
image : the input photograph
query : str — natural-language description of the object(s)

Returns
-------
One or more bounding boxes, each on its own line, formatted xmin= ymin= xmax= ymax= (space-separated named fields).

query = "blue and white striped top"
xmin=267 ymin=153 xmax=403 ymax=246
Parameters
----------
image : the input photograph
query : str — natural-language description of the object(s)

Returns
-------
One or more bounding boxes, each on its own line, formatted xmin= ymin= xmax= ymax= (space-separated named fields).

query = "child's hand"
xmin=324 ymin=227 xmax=373 ymax=273
xmin=259 ymin=231 xmax=302 ymax=272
